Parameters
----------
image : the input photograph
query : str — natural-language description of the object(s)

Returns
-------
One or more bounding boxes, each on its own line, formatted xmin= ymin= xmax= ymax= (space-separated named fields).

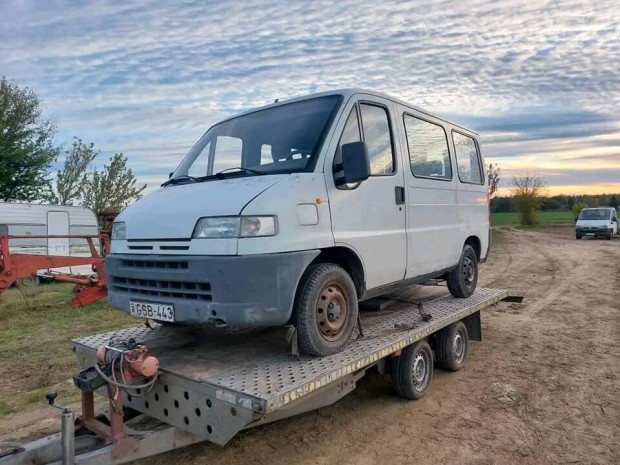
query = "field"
xmin=1 ymin=227 xmax=619 ymax=464
xmin=491 ymin=211 xmax=575 ymax=226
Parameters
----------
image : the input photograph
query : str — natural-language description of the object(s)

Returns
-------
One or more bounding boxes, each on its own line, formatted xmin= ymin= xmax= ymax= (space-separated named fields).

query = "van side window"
xmin=212 ymin=136 xmax=243 ymax=174
xmin=359 ymin=104 xmax=395 ymax=175
xmin=260 ymin=144 xmax=272 ymax=165
xmin=452 ymin=131 xmax=483 ymax=184
xmin=403 ymin=115 xmax=452 ymax=180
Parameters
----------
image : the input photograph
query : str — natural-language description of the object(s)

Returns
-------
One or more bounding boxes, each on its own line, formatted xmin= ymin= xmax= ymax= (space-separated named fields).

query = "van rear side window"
xmin=452 ymin=131 xmax=483 ymax=185
xmin=403 ymin=114 xmax=452 ymax=181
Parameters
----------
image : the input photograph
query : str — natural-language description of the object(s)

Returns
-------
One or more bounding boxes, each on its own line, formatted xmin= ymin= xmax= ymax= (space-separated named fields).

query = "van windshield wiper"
xmin=161 ymin=175 xmax=199 ymax=187
xmin=214 ymin=167 xmax=264 ymax=178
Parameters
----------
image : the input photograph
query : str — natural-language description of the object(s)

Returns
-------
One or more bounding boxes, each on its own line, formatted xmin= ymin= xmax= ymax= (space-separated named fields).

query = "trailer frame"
xmin=1 ymin=286 xmax=522 ymax=465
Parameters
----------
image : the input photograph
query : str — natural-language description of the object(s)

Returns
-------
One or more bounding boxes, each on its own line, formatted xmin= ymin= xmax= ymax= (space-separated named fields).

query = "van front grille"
xmin=120 ymin=259 xmax=189 ymax=270
xmin=111 ymin=276 xmax=212 ymax=301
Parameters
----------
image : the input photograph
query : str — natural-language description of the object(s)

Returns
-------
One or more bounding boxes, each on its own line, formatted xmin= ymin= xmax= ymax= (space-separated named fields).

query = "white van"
xmin=107 ymin=89 xmax=489 ymax=356
xmin=575 ymin=207 xmax=618 ymax=239
xmin=0 ymin=202 xmax=99 ymax=279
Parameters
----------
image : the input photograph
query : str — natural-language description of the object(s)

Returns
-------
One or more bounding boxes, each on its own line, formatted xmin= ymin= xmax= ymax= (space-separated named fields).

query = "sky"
xmin=1 ymin=0 xmax=619 ymax=196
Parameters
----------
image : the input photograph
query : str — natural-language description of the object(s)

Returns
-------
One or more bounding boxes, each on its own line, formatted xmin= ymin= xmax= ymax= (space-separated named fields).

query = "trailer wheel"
xmin=295 ymin=263 xmax=358 ymax=357
xmin=435 ymin=321 xmax=468 ymax=371
xmin=446 ymin=244 xmax=478 ymax=298
xmin=391 ymin=340 xmax=433 ymax=400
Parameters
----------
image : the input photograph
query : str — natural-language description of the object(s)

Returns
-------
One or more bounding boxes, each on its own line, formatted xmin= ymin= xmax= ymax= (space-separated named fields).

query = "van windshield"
xmin=169 ymin=95 xmax=341 ymax=183
xmin=578 ymin=208 xmax=610 ymax=220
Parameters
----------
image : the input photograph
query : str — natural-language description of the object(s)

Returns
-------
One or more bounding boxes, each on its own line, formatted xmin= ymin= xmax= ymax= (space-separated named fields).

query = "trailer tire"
xmin=446 ymin=244 xmax=478 ymax=298
xmin=391 ymin=340 xmax=433 ymax=400
xmin=295 ymin=263 xmax=358 ymax=357
xmin=435 ymin=321 xmax=468 ymax=371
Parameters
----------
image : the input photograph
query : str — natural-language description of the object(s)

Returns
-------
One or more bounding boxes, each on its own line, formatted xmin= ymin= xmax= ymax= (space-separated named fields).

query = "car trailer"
xmin=1 ymin=286 xmax=522 ymax=465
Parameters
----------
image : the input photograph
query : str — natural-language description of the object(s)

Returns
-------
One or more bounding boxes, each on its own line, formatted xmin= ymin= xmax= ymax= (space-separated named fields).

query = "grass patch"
xmin=491 ymin=211 xmax=574 ymax=226
xmin=0 ymin=399 xmax=17 ymax=416
xmin=0 ymin=283 xmax=136 ymax=417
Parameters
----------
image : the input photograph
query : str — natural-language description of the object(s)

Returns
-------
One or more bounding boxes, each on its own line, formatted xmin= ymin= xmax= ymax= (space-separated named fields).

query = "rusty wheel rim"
xmin=316 ymin=282 xmax=349 ymax=342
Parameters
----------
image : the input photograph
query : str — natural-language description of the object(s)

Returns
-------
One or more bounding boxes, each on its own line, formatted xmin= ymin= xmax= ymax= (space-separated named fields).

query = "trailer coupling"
xmin=72 ymin=337 xmax=160 ymax=460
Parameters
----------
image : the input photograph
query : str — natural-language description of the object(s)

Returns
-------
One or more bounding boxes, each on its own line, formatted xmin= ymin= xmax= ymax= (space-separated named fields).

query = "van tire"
xmin=295 ymin=263 xmax=358 ymax=357
xmin=446 ymin=244 xmax=478 ymax=298
xmin=606 ymin=230 xmax=612 ymax=240
xmin=576 ymin=235 xmax=582 ymax=240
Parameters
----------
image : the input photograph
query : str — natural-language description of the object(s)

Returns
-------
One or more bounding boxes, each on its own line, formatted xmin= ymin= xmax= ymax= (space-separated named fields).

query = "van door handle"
xmin=395 ymin=186 xmax=405 ymax=205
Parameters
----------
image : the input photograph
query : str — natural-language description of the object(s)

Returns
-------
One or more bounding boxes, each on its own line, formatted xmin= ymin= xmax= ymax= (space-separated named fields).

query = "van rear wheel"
xmin=295 ymin=263 xmax=358 ymax=357
xmin=446 ymin=244 xmax=478 ymax=298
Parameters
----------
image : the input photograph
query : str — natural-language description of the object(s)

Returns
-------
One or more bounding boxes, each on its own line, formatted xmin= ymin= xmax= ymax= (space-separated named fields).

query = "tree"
xmin=572 ymin=201 xmax=588 ymax=218
xmin=488 ymin=163 xmax=501 ymax=197
xmin=83 ymin=153 xmax=146 ymax=214
xmin=0 ymin=76 xmax=59 ymax=201
xmin=511 ymin=173 xmax=548 ymax=226
xmin=610 ymin=194 xmax=619 ymax=209
xmin=48 ymin=137 xmax=99 ymax=205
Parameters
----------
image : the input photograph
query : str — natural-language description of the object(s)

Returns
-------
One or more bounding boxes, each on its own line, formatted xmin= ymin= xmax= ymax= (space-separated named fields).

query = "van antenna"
xmin=274 ymin=98 xmax=279 ymax=103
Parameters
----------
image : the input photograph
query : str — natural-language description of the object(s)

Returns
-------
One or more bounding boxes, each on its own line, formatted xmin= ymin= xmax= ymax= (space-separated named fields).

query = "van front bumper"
xmin=576 ymin=227 xmax=611 ymax=237
xmin=106 ymin=251 xmax=320 ymax=327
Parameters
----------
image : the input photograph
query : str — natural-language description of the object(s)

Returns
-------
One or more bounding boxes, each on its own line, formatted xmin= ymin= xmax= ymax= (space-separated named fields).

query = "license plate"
xmin=129 ymin=301 xmax=175 ymax=322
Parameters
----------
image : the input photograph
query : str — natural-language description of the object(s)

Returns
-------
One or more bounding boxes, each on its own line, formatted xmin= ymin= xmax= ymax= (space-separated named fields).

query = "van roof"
xmin=219 ymin=88 xmax=478 ymax=135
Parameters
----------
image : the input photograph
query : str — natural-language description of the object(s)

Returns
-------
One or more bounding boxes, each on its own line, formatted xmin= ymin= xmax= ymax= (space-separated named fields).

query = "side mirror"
xmin=341 ymin=141 xmax=370 ymax=184
xmin=574 ymin=217 xmax=578 ymax=223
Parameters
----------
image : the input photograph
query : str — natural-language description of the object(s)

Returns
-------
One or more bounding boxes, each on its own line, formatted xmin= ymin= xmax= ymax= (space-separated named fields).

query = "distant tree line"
xmin=0 ymin=76 xmax=146 ymax=213
xmin=492 ymin=193 xmax=620 ymax=214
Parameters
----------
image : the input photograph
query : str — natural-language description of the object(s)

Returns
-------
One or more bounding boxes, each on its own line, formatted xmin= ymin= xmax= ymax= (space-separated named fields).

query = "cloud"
xmin=0 ymin=0 xmax=618 ymax=194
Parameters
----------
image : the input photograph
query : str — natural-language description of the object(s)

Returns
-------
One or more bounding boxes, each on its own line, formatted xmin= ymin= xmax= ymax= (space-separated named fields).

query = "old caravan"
xmin=0 ymin=202 xmax=99 ymax=279
xmin=107 ymin=89 xmax=489 ymax=356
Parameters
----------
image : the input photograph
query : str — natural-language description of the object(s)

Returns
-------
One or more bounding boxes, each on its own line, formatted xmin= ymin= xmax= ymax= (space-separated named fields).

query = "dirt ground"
xmin=2 ymin=227 xmax=619 ymax=464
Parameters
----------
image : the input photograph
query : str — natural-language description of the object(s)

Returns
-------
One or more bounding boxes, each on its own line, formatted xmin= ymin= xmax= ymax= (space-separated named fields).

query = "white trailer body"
xmin=0 ymin=202 xmax=99 ymax=276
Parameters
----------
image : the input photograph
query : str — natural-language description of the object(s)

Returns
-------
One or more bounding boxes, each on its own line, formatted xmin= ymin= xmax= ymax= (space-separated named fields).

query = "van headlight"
xmin=192 ymin=216 xmax=277 ymax=238
xmin=111 ymin=222 xmax=126 ymax=240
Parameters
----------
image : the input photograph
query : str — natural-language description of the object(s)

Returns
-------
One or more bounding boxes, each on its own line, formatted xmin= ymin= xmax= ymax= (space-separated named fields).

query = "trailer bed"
xmin=71 ymin=286 xmax=520 ymax=447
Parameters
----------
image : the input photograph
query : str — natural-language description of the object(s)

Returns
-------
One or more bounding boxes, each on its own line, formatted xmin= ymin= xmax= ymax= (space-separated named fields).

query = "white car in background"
xmin=575 ymin=207 xmax=618 ymax=240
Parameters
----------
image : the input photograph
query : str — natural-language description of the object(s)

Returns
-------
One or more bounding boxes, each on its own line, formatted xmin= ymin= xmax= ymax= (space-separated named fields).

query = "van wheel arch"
xmin=464 ymin=236 xmax=482 ymax=262
xmin=307 ymin=246 xmax=366 ymax=297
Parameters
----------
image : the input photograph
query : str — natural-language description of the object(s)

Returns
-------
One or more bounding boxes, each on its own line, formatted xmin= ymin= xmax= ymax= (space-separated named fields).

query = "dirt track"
xmin=3 ymin=227 xmax=619 ymax=464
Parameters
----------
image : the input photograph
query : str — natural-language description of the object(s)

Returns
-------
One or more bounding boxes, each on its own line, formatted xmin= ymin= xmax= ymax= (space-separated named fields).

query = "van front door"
xmin=327 ymin=98 xmax=407 ymax=291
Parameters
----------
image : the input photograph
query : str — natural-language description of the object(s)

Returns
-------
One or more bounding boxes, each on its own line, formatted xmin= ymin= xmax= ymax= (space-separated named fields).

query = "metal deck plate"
xmin=73 ymin=287 xmax=512 ymax=415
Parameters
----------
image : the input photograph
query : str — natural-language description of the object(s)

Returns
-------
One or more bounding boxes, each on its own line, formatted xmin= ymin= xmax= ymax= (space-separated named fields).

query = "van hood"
xmin=576 ymin=219 xmax=610 ymax=228
xmin=118 ymin=176 xmax=283 ymax=239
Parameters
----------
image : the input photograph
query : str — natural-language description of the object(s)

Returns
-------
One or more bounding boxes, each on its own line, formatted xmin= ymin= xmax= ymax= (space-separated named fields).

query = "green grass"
xmin=0 ymin=283 xmax=136 ymax=418
xmin=491 ymin=211 xmax=574 ymax=226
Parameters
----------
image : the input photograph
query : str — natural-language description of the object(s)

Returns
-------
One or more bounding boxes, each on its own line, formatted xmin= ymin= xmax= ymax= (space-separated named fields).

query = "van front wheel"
xmin=446 ymin=244 xmax=478 ymax=298
xmin=295 ymin=263 xmax=358 ymax=357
